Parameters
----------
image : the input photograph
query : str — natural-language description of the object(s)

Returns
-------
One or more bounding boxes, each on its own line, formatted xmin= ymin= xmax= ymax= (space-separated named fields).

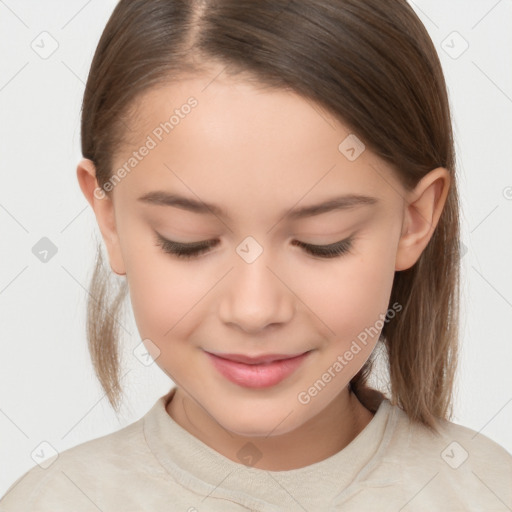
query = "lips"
xmin=205 ymin=351 xmax=309 ymax=365
xmin=204 ymin=350 xmax=312 ymax=388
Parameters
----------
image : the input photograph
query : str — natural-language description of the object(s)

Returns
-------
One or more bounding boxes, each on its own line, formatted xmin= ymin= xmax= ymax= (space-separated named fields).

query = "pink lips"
xmin=205 ymin=350 xmax=311 ymax=388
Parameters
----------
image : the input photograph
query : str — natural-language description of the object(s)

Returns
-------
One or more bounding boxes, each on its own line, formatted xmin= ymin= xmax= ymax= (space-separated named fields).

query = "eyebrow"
xmin=138 ymin=191 xmax=379 ymax=220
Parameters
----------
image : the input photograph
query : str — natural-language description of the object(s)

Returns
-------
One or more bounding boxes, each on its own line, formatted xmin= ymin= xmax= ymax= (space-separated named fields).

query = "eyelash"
xmin=155 ymin=233 xmax=354 ymax=260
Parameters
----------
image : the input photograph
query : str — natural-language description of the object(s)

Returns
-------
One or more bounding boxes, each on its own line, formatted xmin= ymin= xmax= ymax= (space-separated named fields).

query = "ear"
xmin=76 ymin=158 xmax=126 ymax=276
xmin=395 ymin=167 xmax=451 ymax=271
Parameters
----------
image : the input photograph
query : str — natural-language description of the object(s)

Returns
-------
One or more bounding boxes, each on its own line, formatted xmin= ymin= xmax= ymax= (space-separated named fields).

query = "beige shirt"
xmin=1 ymin=385 xmax=511 ymax=511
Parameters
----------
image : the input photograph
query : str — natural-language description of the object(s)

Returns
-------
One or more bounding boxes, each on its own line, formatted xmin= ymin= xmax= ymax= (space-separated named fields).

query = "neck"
xmin=166 ymin=385 xmax=375 ymax=471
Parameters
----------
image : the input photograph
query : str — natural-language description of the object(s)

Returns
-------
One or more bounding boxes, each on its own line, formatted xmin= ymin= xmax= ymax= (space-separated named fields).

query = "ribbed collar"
xmin=143 ymin=386 xmax=398 ymax=511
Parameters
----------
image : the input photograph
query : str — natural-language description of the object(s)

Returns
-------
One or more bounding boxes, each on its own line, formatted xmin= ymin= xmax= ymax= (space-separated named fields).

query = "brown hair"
xmin=81 ymin=0 xmax=460 ymax=434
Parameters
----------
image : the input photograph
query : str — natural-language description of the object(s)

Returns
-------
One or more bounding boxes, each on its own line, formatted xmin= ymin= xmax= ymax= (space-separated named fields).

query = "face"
xmin=80 ymin=66 xmax=448 ymax=437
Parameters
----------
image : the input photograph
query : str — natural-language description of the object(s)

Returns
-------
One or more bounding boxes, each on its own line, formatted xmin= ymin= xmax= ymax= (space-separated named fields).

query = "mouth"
xmin=205 ymin=351 xmax=310 ymax=365
xmin=204 ymin=349 xmax=313 ymax=388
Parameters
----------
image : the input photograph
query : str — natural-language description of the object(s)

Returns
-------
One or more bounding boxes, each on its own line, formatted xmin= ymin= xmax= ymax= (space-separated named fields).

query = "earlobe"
xmin=76 ymin=158 xmax=126 ymax=276
xmin=395 ymin=167 xmax=451 ymax=271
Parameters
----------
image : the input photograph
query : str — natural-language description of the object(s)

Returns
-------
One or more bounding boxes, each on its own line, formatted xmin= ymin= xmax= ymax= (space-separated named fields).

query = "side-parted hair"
xmin=81 ymin=0 xmax=460 ymax=434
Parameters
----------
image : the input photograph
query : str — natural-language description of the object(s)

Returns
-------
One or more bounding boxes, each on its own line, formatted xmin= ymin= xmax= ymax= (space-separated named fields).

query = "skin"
xmin=77 ymin=64 xmax=450 ymax=471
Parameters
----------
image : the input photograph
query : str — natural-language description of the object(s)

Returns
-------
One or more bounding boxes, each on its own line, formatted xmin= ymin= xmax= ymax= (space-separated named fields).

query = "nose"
xmin=218 ymin=250 xmax=295 ymax=334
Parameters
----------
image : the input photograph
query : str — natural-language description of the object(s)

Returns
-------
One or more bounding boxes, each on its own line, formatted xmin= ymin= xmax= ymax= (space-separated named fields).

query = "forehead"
xmin=112 ymin=73 xmax=403 ymax=218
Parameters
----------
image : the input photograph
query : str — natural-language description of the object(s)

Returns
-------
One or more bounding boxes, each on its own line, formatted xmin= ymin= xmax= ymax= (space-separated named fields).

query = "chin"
xmin=215 ymin=407 xmax=302 ymax=438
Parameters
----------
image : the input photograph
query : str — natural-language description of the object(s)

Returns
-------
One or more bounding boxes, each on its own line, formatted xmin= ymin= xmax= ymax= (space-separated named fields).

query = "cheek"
xmin=121 ymin=232 xmax=205 ymax=345
xmin=310 ymin=242 xmax=397 ymax=344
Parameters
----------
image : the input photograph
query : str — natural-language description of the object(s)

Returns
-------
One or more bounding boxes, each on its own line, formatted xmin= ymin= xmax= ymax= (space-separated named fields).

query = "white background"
xmin=1 ymin=0 xmax=511 ymax=497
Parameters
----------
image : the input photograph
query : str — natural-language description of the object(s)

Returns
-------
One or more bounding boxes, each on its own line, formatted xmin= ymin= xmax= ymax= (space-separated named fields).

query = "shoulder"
xmin=400 ymin=406 xmax=512 ymax=471
xmin=374 ymin=402 xmax=512 ymax=510
xmin=0 ymin=415 xmax=166 ymax=511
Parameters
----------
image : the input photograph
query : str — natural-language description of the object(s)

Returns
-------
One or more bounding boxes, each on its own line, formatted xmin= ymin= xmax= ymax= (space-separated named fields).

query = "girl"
xmin=2 ymin=0 xmax=511 ymax=510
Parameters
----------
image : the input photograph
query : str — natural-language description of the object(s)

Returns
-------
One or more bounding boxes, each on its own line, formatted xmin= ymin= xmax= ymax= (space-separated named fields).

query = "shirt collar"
xmin=143 ymin=385 xmax=397 ymax=510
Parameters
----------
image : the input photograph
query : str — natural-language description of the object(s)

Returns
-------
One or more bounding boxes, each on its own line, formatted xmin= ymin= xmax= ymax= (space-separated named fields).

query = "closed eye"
xmin=291 ymin=238 xmax=353 ymax=258
xmin=154 ymin=233 xmax=354 ymax=260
